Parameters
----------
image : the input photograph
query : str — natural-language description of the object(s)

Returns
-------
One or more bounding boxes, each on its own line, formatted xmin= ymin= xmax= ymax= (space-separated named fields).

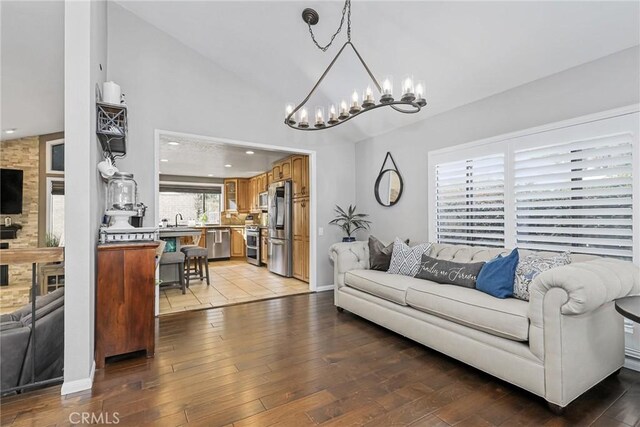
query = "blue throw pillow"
xmin=476 ymin=249 xmax=519 ymax=299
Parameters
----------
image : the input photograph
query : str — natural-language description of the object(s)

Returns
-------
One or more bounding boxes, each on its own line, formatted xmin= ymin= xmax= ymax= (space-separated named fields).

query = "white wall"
xmin=106 ymin=4 xmax=355 ymax=287
xmin=354 ymin=47 xmax=640 ymax=243
xmin=353 ymin=46 xmax=640 ymax=367
xmin=62 ymin=0 xmax=107 ymax=394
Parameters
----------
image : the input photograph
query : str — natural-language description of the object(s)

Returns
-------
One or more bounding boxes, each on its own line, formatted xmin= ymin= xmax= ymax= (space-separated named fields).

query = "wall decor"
xmin=375 ymin=152 xmax=403 ymax=207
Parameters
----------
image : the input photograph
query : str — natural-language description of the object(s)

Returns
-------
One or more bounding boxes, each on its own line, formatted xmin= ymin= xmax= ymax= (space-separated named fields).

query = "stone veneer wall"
xmin=0 ymin=137 xmax=39 ymax=310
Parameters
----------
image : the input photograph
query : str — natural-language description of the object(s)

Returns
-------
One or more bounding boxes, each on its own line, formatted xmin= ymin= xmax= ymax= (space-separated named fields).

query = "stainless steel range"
xmin=245 ymin=225 xmax=261 ymax=266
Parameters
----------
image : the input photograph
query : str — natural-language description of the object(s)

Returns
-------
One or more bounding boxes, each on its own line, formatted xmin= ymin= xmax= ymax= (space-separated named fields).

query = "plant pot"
xmin=342 ymin=237 xmax=356 ymax=242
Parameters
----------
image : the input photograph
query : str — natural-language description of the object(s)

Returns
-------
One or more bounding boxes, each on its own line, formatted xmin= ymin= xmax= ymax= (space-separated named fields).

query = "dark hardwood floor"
xmin=2 ymin=291 xmax=639 ymax=426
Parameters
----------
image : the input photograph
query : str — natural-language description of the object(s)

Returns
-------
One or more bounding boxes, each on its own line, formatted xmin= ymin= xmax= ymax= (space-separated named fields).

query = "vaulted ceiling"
xmin=2 ymin=1 xmax=638 ymax=142
xmin=117 ymin=1 xmax=640 ymax=140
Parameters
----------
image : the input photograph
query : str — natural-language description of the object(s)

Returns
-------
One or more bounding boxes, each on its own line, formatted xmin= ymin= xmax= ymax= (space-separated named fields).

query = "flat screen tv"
xmin=1 ymin=169 xmax=24 ymax=214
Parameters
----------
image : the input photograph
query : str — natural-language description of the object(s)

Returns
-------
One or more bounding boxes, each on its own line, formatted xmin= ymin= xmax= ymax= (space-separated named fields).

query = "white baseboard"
xmin=315 ymin=284 xmax=334 ymax=292
xmin=61 ymin=360 xmax=95 ymax=395
xmin=624 ymin=348 xmax=640 ymax=372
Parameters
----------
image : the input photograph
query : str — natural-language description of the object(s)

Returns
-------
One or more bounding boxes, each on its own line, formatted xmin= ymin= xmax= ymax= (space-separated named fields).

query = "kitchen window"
xmin=158 ymin=184 xmax=222 ymax=225
xmin=429 ymin=110 xmax=639 ymax=264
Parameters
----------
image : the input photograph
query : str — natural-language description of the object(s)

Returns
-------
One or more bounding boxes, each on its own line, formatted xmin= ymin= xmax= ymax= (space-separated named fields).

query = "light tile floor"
xmin=159 ymin=259 xmax=310 ymax=315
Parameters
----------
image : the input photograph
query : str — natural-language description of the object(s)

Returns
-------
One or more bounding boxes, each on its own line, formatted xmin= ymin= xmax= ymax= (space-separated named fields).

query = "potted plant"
xmin=45 ymin=232 xmax=61 ymax=248
xmin=329 ymin=205 xmax=372 ymax=242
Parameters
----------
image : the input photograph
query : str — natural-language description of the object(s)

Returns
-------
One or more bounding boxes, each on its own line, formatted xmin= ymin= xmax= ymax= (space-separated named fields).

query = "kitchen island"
xmin=158 ymin=227 xmax=202 ymax=253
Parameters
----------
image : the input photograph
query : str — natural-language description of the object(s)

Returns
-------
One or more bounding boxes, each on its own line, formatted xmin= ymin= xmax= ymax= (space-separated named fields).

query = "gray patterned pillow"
xmin=387 ymin=238 xmax=433 ymax=276
xmin=513 ymin=252 xmax=571 ymax=301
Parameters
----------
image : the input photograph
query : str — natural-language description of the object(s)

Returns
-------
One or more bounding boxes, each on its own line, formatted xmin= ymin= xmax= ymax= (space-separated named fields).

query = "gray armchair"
xmin=1 ymin=288 xmax=64 ymax=392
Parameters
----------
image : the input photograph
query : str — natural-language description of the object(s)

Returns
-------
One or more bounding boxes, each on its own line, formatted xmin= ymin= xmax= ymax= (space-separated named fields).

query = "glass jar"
xmin=106 ymin=172 xmax=137 ymax=211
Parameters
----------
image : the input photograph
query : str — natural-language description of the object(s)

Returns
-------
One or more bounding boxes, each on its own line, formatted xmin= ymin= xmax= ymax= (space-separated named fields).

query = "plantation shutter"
xmin=435 ymin=153 xmax=505 ymax=247
xmin=513 ymin=133 xmax=634 ymax=259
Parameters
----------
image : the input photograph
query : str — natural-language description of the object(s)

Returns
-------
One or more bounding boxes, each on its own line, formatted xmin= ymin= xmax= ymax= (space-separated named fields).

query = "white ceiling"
xmin=2 ymin=1 xmax=638 ymax=142
xmin=117 ymin=1 xmax=640 ymax=141
xmin=158 ymin=133 xmax=293 ymax=178
xmin=1 ymin=1 xmax=64 ymax=140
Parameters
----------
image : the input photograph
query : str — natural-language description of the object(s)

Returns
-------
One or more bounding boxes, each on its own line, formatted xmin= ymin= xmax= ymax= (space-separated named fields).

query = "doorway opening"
xmin=153 ymin=130 xmax=317 ymax=315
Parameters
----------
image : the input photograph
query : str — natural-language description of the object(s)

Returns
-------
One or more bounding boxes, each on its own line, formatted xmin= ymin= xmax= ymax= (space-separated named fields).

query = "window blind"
xmin=435 ymin=153 xmax=505 ymax=247
xmin=159 ymin=184 xmax=222 ymax=194
xmin=514 ymin=133 xmax=634 ymax=259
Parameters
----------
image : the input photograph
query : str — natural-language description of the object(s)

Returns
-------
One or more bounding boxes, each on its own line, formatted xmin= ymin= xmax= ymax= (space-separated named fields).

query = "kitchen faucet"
xmin=175 ymin=213 xmax=183 ymax=227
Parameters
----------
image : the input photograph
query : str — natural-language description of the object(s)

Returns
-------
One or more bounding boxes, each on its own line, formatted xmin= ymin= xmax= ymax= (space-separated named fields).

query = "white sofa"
xmin=329 ymin=241 xmax=640 ymax=412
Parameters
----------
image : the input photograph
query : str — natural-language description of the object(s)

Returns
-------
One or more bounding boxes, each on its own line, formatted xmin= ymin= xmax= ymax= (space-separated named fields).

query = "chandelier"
xmin=285 ymin=0 xmax=426 ymax=131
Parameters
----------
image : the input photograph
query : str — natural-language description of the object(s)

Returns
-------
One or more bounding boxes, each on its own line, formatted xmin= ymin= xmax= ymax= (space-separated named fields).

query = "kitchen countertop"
xmin=158 ymin=227 xmax=202 ymax=237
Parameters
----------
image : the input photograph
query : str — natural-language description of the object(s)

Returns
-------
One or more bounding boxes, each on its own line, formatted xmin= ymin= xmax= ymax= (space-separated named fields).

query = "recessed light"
xmin=245 ymin=150 xmax=254 ymax=155
xmin=4 ymin=129 xmax=16 ymax=134
xmin=225 ymin=164 xmax=232 ymax=168
xmin=168 ymin=141 xmax=180 ymax=146
xmin=207 ymin=174 xmax=214 ymax=177
xmin=160 ymin=159 xmax=169 ymax=162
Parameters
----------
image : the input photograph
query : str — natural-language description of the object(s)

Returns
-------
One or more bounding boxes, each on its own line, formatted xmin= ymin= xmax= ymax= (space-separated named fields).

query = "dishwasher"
xmin=206 ymin=228 xmax=231 ymax=260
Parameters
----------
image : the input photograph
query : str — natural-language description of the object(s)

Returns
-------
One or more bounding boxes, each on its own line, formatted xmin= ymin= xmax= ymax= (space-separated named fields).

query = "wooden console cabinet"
xmin=95 ymin=242 xmax=158 ymax=368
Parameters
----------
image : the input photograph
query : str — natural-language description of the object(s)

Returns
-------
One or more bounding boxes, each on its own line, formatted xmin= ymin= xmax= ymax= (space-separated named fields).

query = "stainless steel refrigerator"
xmin=268 ymin=181 xmax=292 ymax=277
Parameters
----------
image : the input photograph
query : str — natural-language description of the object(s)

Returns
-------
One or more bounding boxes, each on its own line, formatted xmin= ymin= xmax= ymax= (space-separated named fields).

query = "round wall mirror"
xmin=375 ymin=169 xmax=403 ymax=207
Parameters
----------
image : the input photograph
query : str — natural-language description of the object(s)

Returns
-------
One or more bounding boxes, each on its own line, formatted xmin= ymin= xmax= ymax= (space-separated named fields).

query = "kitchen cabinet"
xmin=292 ymin=197 xmax=309 ymax=282
xmin=224 ymin=179 xmax=238 ymax=211
xmin=267 ymin=171 xmax=274 ymax=187
xmin=230 ymin=227 xmax=246 ymax=258
xmin=249 ymin=177 xmax=257 ymax=211
xmin=291 ymin=155 xmax=309 ymax=199
xmin=260 ymin=228 xmax=268 ymax=265
xmin=247 ymin=173 xmax=269 ymax=212
xmin=258 ymin=173 xmax=268 ymax=193
xmin=224 ymin=178 xmax=250 ymax=213
xmin=96 ymin=242 xmax=158 ymax=368
xmin=272 ymin=157 xmax=292 ymax=182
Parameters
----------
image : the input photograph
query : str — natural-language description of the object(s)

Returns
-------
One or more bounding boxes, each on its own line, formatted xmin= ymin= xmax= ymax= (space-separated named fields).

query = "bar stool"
xmin=159 ymin=251 xmax=186 ymax=294
xmin=180 ymin=245 xmax=210 ymax=287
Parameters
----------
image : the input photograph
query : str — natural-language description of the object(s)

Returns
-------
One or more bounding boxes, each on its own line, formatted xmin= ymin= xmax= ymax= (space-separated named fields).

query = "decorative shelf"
xmin=0 ymin=224 xmax=23 ymax=240
xmin=96 ymin=101 xmax=127 ymax=159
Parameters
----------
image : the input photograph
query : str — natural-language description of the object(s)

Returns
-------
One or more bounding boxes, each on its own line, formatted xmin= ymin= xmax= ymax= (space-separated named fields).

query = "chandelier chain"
xmin=306 ymin=0 xmax=351 ymax=52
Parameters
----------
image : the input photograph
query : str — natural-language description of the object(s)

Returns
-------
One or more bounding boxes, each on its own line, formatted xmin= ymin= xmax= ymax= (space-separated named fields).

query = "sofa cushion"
xmin=0 ymin=321 xmax=23 ymax=332
xmin=514 ymin=251 xmax=571 ymax=301
xmin=476 ymin=249 xmax=519 ymax=299
xmin=387 ymin=239 xmax=432 ymax=276
xmin=405 ymin=282 xmax=530 ymax=341
xmin=369 ymin=236 xmax=409 ymax=271
xmin=20 ymin=297 xmax=64 ymax=326
xmin=345 ymin=270 xmax=420 ymax=305
xmin=10 ymin=287 xmax=65 ymax=321
xmin=414 ymin=255 xmax=485 ymax=288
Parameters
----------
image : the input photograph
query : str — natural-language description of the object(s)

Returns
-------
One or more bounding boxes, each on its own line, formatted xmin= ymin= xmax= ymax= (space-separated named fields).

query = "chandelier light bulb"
xmin=362 ymin=85 xmax=375 ymax=108
xmin=299 ymin=107 xmax=309 ymax=128
xmin=350 ymin=90 xmax=361 ymax=114
xmin=315 ymin=106 xmax=326 ymax=128
xmin=328 ymin=104 xmax=339 ymax=124
xmin=403 ymin=77 xmax=414 ymax=94
xmin=415 ymin=80 xmax=427 ymax=106
xmin=382 ymin=78 xmax=392 ymax=95
xmin=401 ymin=75 xmax=416 ymax=102
xmin=339 ymin=100 xmax=349 ymax=120
xmin=285 ymin=103 xmax=296 ymax=124
xmin=380 ymin=76 xmax=394 ymax=103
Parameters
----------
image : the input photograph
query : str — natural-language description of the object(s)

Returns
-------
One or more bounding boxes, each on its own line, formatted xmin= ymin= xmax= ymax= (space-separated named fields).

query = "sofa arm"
xmin=529 ymin=258 xmax=639 ymax=318
xmin=329 ymin=241 xmax=369 ymax=288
